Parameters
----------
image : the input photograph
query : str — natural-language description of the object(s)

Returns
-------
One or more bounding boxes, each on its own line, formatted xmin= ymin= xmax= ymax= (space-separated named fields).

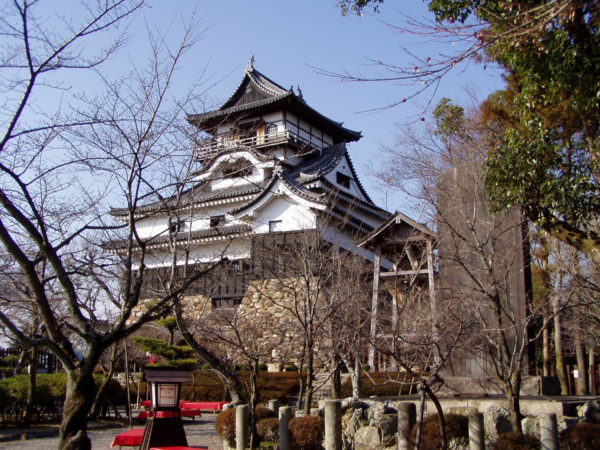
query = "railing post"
xmin=540 ymin=413 xmax=559 ymax=450
xmin=397 ymin=402 xmax=416 ymax=450
xmin=468 ymin=413 xmax=484 ymax=450
xmin=279 ymin=406 xmax=293 ymax=450
xmin=324 ymin=400 xmax=342 ymax=450
xmin=236 ymin=404 xmax=249 ymax=450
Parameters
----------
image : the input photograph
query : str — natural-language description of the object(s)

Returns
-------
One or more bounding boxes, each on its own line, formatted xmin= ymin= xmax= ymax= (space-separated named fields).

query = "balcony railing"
xmin=195 ymin=130 xmax=320 ymax=160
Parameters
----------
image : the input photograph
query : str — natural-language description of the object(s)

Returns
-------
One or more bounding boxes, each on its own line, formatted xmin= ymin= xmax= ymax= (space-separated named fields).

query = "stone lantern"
xmin=139 ymin=366 xmax=192 ymax=450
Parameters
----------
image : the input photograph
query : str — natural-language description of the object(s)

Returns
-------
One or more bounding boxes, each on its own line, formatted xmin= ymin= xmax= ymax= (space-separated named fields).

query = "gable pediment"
xmin=227 ymin=80 xmax=273 ymax=108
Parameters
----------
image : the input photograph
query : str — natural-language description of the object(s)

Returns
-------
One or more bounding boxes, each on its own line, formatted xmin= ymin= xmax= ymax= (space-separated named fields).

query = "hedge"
xmin=134 ymin=370 xmax=300 ymax=403
xmin=0 ymin=373 xmax=125 ymax=425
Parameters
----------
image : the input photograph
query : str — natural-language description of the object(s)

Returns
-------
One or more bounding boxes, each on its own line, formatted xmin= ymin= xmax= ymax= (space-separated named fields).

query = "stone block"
xmin=577 ymin=400 xmax=600 ymax=423
xmin=483 ymin=405 xmax=512 ymax=441
xmin=354 ymin=426 xmax=381 ymax=450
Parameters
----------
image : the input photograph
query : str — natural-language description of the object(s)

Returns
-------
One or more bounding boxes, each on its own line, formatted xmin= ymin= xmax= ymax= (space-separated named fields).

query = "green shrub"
xmin=255 ymin=406 xmax=277 ymax=420
xmin=288 ymin=415 xmax=324 ymax=450
xmin=493 ymin=432 xmax=540 ymax=449
xmin=410 ymin=414 xmax=469 ymax=450
xmin=0 ymin=372 xmax=125 ymax=424
xmin=561 ymin=422 xmax=600 ymax=450
xmin=257 ymin=417 xmax=279 ymax=443
xmin=215 ymin=408 xmax=236 ymax=446
xmin=0 ymin=384 xmax=8 ymax=412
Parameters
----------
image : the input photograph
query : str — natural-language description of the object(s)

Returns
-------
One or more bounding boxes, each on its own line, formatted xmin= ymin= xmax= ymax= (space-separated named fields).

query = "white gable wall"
xmin=324 ymin=156 xmax=368 ymax=201
xmin=253 ymin=196 xmax=317 ymax=234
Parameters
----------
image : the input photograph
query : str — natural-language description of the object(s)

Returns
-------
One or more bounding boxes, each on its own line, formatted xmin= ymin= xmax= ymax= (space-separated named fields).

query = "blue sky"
xmin=40 ymin=1 xmax=505 ymax=218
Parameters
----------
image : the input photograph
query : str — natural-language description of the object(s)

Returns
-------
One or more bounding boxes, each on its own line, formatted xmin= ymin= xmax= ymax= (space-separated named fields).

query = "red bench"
xmin=150 ymin=447 xmax=208 ymax=450
xmin=111 ymin=428 xmax=144 ymax=448
xmin=136 ymin=409 xmax=202 ymax=421
xmin=179 ymin=401 xmax=229 ymax=412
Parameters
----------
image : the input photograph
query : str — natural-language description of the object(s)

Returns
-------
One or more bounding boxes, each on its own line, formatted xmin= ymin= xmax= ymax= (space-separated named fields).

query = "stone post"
xmin=468 ymin=413 xmax=484 ymax=450
xmin=236 ymin=404 xmax=249 ymax=450
xmin=279 ymin=406 xmax=293 ymax=450
xmin=540 ymin=413 xmax=559 ymax=450
xmin=324 ymin=400 xmax=342 ymax=450
xmin=268 ymin=399 xmax=279 ymax=412
xmin=397 ymin=402 xmax=416 ymax=450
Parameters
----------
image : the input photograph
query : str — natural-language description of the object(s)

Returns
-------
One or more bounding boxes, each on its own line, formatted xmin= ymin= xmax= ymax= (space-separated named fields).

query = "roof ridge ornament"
xmin=246 ymin=56 xmax=255 ymax=73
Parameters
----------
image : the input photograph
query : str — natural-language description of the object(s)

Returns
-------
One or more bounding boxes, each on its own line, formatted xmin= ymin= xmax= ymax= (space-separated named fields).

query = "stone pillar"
xmin=324 ymin=400 xmax=342 ymax=450
xmin=222 ymin=403 xmax=235 ymax=450
xmin=540 ymin=413 xmax=559 ymax=450
xmin=235 ymin=404 xmax=249 ymax=450
xmin=268 ymin=399 xmax=279 ymax=412
xmin=279 ymin=406 xmax=293 ymax=450
xmin=468 ymin=413 xmax=484 ymax=450
xmin=397 ymin=402 xmax=416 ymax=450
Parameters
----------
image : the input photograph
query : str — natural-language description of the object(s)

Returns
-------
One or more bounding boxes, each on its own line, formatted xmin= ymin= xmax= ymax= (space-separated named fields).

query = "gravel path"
xmin=0 ymin=415 xmax=222 ymax=449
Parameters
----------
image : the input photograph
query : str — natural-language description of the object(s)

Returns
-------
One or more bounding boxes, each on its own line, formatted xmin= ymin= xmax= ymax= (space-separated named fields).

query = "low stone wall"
xmin=312 ymin=397 xmax=599 ymax=449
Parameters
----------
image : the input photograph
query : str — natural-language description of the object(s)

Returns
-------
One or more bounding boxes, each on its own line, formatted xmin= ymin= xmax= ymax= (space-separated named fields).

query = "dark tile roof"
xmin=110 ymin=181 xmax=268 ymax=217
xmin=107 ymin=223 xmax=252 ymax=250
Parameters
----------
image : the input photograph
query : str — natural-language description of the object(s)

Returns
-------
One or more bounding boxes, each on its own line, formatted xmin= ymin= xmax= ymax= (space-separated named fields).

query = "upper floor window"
xmin=210 ymin=215 xmax=225 ymax=227
xmin=169 ymin=219 xmax=185 ymax=233
xmin=266 ymin=123 xmax=278 ymax=135
xmin=269 ymin=220 xmax=283 ymax=232
xmin=336 ymin=172 xmax=351 ymax=189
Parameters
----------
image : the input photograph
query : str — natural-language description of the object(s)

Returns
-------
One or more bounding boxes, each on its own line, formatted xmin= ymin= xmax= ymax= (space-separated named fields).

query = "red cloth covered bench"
xmin=111 ymin=428 xmax=144 ymax=448
xmin=150 ymin=447 xmax=208 ymax=450
xmin=179 ymin=400 xmax=229 ymax=412
xmin=137 ymin=408 xmax=201 ymax=421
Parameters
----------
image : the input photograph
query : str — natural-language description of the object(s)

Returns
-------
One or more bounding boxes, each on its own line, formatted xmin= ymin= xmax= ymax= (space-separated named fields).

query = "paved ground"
xmin=0 ymin=414 xmax=222 ymax=449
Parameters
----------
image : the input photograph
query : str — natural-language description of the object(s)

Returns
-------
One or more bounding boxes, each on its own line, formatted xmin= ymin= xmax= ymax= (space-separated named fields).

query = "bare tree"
xmin=375 ymin=98 xmax=545 ymax=432
xmin=0 ymin=2 xmax=218 ymax=448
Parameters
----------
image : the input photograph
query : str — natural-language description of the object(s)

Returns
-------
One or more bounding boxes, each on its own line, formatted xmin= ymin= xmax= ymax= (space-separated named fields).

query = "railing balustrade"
xmin=195 ymin=129 xmax=319 ymax=159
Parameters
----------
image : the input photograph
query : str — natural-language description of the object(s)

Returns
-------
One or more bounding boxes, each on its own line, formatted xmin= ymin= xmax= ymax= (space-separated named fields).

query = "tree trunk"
xmin=248 ymin=361 xmax=259 ymax=449
xmin=426 ymin=387 xmax=447 ymax=450
xmin=331 ymin=362 xmax=341 ymax=399
xmin=352 ymin=356 xmax=362 ymax=399
xmin=552 ymin=289 xmax=569 ymax=394
xmin=90 ymin=346 xmax=118 ymax=420
xmin=415 ymin=384 xmax=426 ymax=450
xmin=304 ymin=350 xmax=314 ymax=415
xmin=542 ymin=315 xmax=551 ymax=376
xmin=589 ymin=348 xmax=596 ymax=395
xmin=574 ymin=328 xmax=588 ymax=395
xmin=505 ymin=373 xmax=523 ymax=433
xmin=23 ymin=346 xmax=38 ymax=427
xmin=59 ymin=366 xmax=98 ymax=450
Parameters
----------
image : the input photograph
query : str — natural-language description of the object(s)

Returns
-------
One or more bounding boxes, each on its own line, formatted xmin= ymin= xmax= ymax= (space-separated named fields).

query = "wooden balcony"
xmin=195 ymin=130 xmax=319 ymax=160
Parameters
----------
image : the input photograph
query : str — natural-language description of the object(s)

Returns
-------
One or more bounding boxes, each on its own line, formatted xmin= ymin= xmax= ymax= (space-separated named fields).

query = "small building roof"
xmin=358 ymin=211 xmax=435 ymax=253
